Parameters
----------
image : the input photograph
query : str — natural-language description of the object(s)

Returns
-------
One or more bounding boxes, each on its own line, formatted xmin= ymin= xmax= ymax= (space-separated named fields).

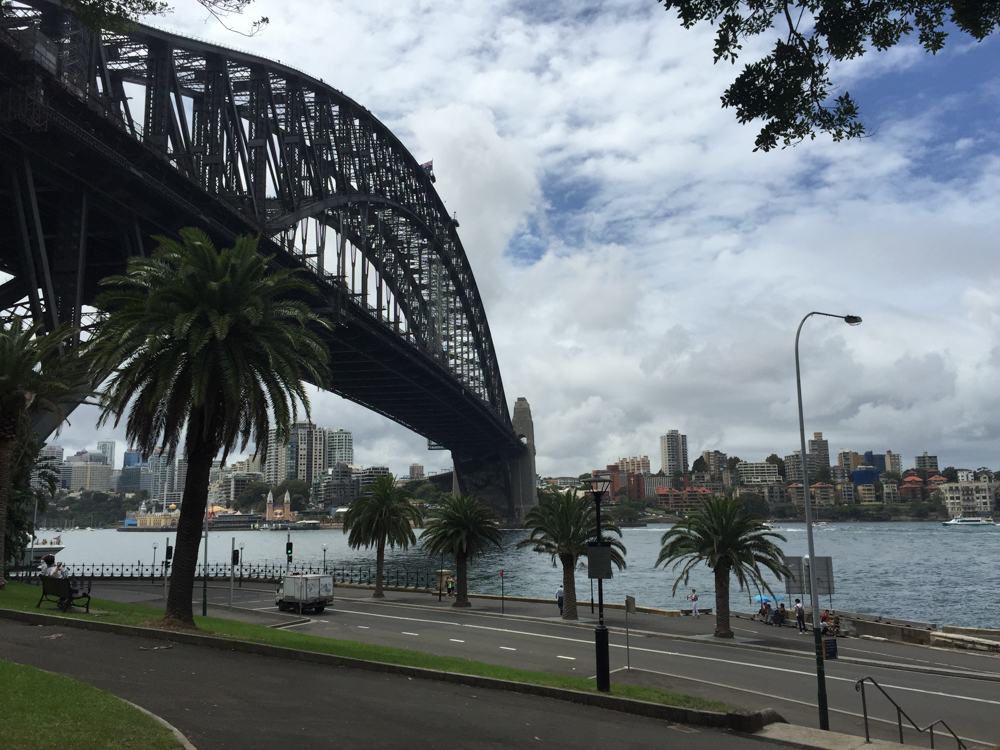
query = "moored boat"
xmin=941 ymin=515 xmax=997 ymax=527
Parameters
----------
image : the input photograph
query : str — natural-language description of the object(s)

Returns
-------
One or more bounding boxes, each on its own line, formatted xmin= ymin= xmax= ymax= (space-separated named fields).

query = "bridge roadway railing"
xmin=11 ymin=562 xmax=442 ymax=589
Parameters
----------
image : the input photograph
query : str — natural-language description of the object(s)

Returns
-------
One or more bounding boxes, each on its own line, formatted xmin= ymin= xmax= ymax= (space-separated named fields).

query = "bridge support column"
xmin=452 ymin=397 xmax=537 ymax=526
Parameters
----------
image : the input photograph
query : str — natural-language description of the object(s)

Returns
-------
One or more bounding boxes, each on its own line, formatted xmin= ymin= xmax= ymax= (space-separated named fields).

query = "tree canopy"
xmin=657 ymin=1 xmax=1000 ymax=151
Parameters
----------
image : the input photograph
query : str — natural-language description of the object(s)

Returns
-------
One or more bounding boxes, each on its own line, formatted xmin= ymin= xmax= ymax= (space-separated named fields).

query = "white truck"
xmin=276 ymin=573 xmax=334 ymax=614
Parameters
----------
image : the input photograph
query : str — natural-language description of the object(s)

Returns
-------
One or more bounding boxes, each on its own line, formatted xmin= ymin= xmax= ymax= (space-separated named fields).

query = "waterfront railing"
xmin=11 ymin=563 xmax=441 ymax=589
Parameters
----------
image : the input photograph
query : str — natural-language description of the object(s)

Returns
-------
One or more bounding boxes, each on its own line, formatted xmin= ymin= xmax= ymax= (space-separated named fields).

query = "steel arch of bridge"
xmin=0 ymin=0 xmax=536 ymax=520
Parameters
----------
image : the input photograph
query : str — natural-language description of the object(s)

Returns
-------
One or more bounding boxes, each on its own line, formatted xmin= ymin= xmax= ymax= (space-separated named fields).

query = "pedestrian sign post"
xmin=824 ymin=638 xmax=838 ymax=660
xmin=783 ymin=556 xmax=835 ymax=596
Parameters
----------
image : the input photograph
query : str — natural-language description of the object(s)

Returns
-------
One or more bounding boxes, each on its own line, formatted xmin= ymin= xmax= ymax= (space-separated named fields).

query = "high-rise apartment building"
xmin=885 ymin=450 xmax=902 ymax=475
xmin=265 ymin=422 xmax=328 ymax=486
xmin=807 ymin=433 xmax=830 ymax=468
xmin=617 ymin=456 xmax=651 ymax=474
xmin=168 ymin=455 xmax=188 ymax=495
xmin=70 ymin=463 xmax=112 ymax=492
xmin=358 ymin=466 xmax=391 ymax=490
xmin=784 ymin=451 xmax=819 ymax=482
xmin=327 ymin=428 xmax=354 ymax=466
xmin=147 ymin=449 xmax=171 ymax=505
xmin=864 ymin=451 xmax=887 ymax=473
xmin=838 ymin=450 xmax=864 ymax=471
xmin=96 ymin=440 xmax=116 ymax=469
xmin=659 ymin=430 xmax=688 ymax=475
xmin=915 ymin=452 xmax=939 ymax=472
xmin=735 ymin=462 xmax=780 ymax=485
xmin=409 ymin=463 xmax=425 ymax=480
xmin=701 ymin=450 xmax=728 ymax=479
xmin=312 ymin=463 xmax=359 ymax=507
xmin=123 ymin=448 xmax=143 ymax=468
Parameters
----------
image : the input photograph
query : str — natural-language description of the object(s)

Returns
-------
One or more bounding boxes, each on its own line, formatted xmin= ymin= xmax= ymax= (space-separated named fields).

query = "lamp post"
xmin=795 ymin=311 xmax=862 ymax=731
xmin=587 ymin=475 xmax=612 ymax=693
xmin=323 ymin=544 xmax=328 ymax=573
xmin=239 ymin=542 xmax=245 ymax=588
xmin=152 ymin=542 xmax=158 ymax=585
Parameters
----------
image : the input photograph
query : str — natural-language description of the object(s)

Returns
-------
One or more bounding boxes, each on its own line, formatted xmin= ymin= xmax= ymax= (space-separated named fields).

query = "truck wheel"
xmin=277 ymin=601 xmax=287 ymax=612
xmin=314 ymin=605 xmax=325 ymax=614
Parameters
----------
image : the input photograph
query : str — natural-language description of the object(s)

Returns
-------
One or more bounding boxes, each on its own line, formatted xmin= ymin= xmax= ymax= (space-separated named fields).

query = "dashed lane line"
xmin=500 ymin=646 xmax=516 ymax=651
xmin=450 ymin=639 xmax=465 ymax=643
xmin=402 ymin=632 xmax=419 ymax=636
xmin=557 ymin=656 xmax=576 ymax=660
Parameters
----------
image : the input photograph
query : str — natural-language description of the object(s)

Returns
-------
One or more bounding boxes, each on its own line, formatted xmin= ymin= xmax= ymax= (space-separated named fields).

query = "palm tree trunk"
xmin=714 ymin=566 xmax=733 ymax=638
xmin=453 ymin=552 xmax=471 ymax=607
xmin=560 ymin=553 xmax=578 ymax=620
xmin=0 ymin=436 xmax=12 ymax=590
xmin=163 ymin=421 xmax=218 ymax=627
xmin=374 ymin=537 xmax=385 ymax=598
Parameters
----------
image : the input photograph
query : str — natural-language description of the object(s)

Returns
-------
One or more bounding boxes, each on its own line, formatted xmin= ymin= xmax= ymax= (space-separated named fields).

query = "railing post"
xmin=860 ymin=681 xmax=870 ymax=744
xmin=929 ymin=724 xmax=934 ymax=749
xmin=897 ymin=707 xmax=903 ymax=744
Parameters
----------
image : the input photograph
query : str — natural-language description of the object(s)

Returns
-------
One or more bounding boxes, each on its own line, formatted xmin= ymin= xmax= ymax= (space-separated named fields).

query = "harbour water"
xmin=37 ymin=521 xmax=999 ymax=628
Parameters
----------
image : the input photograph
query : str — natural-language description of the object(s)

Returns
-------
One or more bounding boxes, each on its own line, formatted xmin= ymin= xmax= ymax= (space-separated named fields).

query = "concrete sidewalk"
xmin=0 ymin=616 xmax=779 ymax=750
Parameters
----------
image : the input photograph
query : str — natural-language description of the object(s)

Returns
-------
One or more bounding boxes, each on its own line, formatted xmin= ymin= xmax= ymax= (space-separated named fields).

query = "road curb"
xmin=125 ymin=700 xmax=199 ymax=750
xmin=0 ymin=606 xmax=782 ymax=732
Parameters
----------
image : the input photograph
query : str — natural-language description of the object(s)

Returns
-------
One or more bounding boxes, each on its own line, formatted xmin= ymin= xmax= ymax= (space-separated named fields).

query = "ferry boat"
xmin=941 ymin=515 xmax=997 ymax=527
xmin=18 ymin=535 xmax=64 ymax=566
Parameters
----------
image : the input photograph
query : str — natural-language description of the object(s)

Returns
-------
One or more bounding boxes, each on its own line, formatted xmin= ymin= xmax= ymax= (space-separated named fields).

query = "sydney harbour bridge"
xmin=0 ymin=0 xmax=536 ymax=522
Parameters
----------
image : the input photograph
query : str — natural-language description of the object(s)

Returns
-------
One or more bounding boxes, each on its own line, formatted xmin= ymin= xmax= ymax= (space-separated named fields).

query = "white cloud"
xmin=56 ymin=0 xmax=1000 ymax=476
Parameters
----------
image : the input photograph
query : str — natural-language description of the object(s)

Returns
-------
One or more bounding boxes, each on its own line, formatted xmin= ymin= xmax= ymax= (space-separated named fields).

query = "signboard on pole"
xmin=784 ymin=556 xmax=834 ymax=596
xmin=587 ymin=542 xmax=613 ymax=579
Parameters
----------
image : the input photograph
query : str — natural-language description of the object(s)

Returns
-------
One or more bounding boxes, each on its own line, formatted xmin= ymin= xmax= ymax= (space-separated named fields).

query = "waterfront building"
xmin=312 ymin=462 xmax=358 ymax=507
xmin=409 ymin=463 xmax=425 ymax=480
xmin=940 ymin=481 xmax=996 ymax=518
xmin=853 ymin=466 xmax=880 ymax=486
xmin=900 ymin=475 xmax=925 ymax=502
xmin=956 ymin=469 xmax=974 ymax=482
xmin=857 ymin=484 xmax=879 ymax=504
xmin=147 ymin=449 xmax=171 ymax=503
xmin=915 ymin=452 xmax=939 ymax=472
xmin=327 ymin=428 xmax=354 ymax=466
xmin=808 ymin=433 xmax=830 ymax=468
xmin=835 ymin=482 xmax=856 ymax=504
xmin=927 ymin=474 xmax=948 ymax=488
xmin=617 ymin=456 xmax=651 ymax=475
xmin=643 ymin=473 xmax=673 ymax=497
xmin=96 ymin=440 xmax=116 ymax=469
xmin=222 ymin=472 xmax=264 ymax=506
xmin=69 ymin=462 xmax=112 ymax=492
xmin=735 ymin=461 xmax=780 ymax=485
xmin=831 ymin=465 xmax=851 ymax=483
xmin=700 ymin=450 xmax=728 ymax=479
xmin=358 ymin=465 xmax=391 ymax=490
xmin=653 ymin=485 xmax=711 ymax=513
xmin=764 ymin=484 xmax=787 ymax=506
xmin=554 ymin=477 xmax=579 ymax=487
xmin=883 ymin=481 xmax=900 ymax=503
xmin=659 ymin=430 xmax=688 ymax=475
xmin=784 ymin=451 xmax=819 ymax=482
xmin=838 ymin=450 xmax=864 ymax=471
xmin=265 ymin=490 xmax=294 ymax=522
xmin=786 ymin=482 xmax=836 ymax=507
xmin=690 ymin=472 xmax=724 ymax=495
xmin=885 ymin=450 xmax=902 ymax=475
xmin=864 ymin=451 xmax=887 ymax=473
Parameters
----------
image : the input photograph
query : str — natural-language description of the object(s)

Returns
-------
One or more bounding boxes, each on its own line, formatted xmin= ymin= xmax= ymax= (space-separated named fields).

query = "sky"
xmin=54 ymin=0 xmax=1000 ymax=475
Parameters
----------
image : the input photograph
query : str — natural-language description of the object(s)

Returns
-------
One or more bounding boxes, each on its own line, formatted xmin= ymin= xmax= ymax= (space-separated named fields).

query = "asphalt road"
xmin=86 ymin=581 xmax=1000 ymax=748
xmin=0 ymin=618 xmax=781 ymax=750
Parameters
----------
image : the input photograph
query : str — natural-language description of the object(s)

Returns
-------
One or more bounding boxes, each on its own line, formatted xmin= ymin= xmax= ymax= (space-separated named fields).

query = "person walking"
xmin=795 ymin=598 xmax=806 ymax=633
xmin=555 ymin=584 xmax=564 ymax=616
xmin=688 ymin=588 xmax=699 ymax=618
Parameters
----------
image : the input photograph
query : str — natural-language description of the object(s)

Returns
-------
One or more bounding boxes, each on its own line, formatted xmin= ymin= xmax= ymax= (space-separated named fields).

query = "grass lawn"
xmin=0 ymin=581 xmax=730 ymax=713
xmin=0 ymin=659 xmax=181 ymax=750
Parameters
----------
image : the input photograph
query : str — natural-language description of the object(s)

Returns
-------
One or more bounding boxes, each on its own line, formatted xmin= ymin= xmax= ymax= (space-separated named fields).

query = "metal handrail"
xmin=855 ymin=676 xmax=966 ymax=748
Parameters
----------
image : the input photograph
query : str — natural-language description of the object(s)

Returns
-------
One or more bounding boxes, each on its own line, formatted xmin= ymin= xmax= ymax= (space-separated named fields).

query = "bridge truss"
xmin=0 ymin=0 xmax=536 ymax=520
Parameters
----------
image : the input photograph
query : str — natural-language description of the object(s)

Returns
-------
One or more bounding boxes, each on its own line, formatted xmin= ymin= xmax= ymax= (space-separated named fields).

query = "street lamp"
xmin=795 ymin=311 xmax=862 ymax=731
xmin=322 ymin=544 xmax=328 ymax=573
xmin=239 ymin=542 xmax=245 ymax=588
xmin=587 ymin=475 xmax=612 ymax=693
xmin=152 ymin=542 xmax=158 ymax=585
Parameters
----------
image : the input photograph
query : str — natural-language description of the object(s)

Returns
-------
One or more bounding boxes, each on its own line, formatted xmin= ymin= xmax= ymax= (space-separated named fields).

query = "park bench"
xmin=37 ymin=576 xmax=91 ymax=613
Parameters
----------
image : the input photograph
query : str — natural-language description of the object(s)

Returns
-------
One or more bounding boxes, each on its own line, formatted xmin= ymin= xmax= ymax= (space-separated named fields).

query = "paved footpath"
xmin=1 ymin=617 xmax=779 ymax=750
xmin=84 ymin=581 xmax=1000 ymax=748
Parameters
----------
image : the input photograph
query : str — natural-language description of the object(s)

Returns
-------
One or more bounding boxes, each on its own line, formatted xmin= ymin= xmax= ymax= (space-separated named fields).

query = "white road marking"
xmin=500 ymin=646 xmax=516 ymax=651
xmin=402 ymin=632 xmax=419 ymax=636
xmin=316 ymin=620 xmax=329 ymax=623
xmin=252 ymin=606 xmax=280 ymax=611
xmin=357 ymin=626 xmax=369 ymax=629
xmin=557 ymin=655 xmax=576 ymax=660
xmin=450 ymin=639 xmax=465 ymax=643
xmin=330 ymin=605 xmax=998 ymax=707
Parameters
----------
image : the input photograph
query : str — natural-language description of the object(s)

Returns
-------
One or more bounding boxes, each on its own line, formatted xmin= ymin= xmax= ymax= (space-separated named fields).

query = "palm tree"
xmin=343 ymin=474 xmax=421 ymax=598
xmin=420 ymin=495 xmax=502 ymax=607
xmin=90 ymin=228 xmax=331 ymax=627
xmin=656 ymin=495 xmax=788 ymax=638
xmin=0 ymin=318 xmax=91 ymax=589
xmin=518 ymin=489 xmax=626 ymax=620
